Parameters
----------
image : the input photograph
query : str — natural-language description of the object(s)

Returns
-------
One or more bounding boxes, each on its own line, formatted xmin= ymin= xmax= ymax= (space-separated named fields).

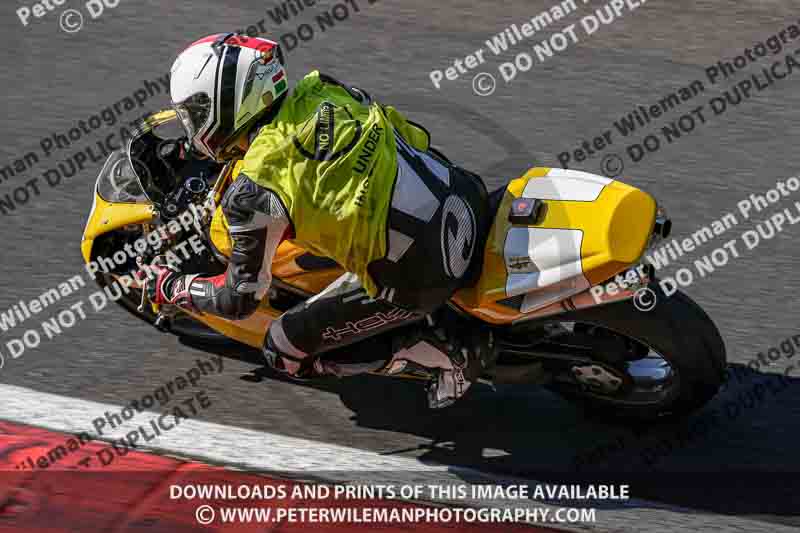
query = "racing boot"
xmin=384 ymin=311 xmax=496 ymax=409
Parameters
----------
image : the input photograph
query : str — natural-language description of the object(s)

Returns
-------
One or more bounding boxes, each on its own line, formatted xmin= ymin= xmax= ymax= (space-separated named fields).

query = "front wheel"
xmin=90 ymin=229 xmax=230 ymax=343
xmin=507 ymin=283 xmax=726 ymax=421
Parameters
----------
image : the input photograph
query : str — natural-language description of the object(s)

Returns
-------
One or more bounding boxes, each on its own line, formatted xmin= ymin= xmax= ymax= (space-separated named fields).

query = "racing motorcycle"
xmin=81 ymin=110 xmax=726 ymax=420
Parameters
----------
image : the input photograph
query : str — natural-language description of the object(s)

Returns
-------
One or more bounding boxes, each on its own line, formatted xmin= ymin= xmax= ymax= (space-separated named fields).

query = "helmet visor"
xmin=173 ymin=93 xmax=211 ymax=145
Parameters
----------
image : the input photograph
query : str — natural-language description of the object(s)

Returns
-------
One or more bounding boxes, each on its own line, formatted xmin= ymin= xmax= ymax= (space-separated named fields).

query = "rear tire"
xmin=515 ymin=282 xmax=726 ymax=420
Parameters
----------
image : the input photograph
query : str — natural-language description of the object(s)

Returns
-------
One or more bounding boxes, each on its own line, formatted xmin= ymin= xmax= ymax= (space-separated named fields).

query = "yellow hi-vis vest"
xmin=240 ymin=71 xmax=430 ymax=296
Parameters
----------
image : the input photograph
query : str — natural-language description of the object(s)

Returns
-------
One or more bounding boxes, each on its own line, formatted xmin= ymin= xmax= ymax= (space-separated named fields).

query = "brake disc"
xmin=570 ymin=364 xmax=626 ymax=394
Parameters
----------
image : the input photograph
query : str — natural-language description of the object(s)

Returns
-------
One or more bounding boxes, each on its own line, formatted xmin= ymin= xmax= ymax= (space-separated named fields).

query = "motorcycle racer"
xmin=146 ymin=33 xmax=495 ymax=408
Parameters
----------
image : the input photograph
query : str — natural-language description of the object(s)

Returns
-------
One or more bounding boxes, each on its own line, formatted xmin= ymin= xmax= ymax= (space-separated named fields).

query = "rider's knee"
xmin=263 ymin=317 xmax=313 ymax=377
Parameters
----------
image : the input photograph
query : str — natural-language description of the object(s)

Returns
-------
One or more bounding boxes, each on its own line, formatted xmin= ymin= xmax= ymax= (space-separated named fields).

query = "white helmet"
xmin=169 ymin=33 xmax=288 ymax=161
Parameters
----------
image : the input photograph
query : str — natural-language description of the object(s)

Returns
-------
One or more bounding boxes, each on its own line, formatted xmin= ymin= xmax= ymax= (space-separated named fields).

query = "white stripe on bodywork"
xmin=521 ymin=168 xmax=611 ymax=202
xmin=504 ymin=228 xmax=590 ymax=307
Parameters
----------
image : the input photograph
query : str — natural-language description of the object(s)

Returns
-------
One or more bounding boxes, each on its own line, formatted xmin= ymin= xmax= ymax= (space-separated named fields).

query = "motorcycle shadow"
xmin=316 ymin=364 xmax=800 ymax=520
xmin=180 ymin=337 xmax=800 ymax=519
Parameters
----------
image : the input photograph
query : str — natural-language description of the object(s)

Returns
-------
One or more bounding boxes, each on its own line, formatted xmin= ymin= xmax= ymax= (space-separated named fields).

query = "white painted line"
xmin=0 ymin=383 xmax=792 ymax=533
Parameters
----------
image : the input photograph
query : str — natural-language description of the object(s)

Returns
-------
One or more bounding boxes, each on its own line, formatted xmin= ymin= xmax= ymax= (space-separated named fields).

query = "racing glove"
xmin=141 ymin=258 xmax=196 ymax=309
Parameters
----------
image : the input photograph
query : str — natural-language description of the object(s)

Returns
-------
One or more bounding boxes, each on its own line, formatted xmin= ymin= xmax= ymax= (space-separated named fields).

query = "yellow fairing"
xmin=81 ymin=109 xmax=180 ymax=263
xmin=453 ymin=167 xmax=656 ymax=323
xmin=183 ymin=307 xmax=278 ymax=348
xmin=81 ymin=192 xmax=155 ymax=263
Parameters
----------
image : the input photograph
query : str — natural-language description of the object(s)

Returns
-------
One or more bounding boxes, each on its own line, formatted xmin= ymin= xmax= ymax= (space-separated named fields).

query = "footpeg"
xmin=153 ymin=313 xmax=171 ymax=332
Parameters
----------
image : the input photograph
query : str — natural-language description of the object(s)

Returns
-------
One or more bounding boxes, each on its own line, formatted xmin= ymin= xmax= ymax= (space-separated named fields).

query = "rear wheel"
xmin=505 ymin=282 xmax=726 ymax=420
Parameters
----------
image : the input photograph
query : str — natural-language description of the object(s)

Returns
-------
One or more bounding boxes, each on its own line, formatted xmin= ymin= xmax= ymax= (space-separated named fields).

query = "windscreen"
xmin=95 ymin=149 xmax=150 ymax=204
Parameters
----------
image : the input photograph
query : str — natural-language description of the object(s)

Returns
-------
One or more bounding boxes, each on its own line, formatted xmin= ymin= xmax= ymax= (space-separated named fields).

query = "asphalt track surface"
xmin=2 ymin=1 xmax=800 ymax=531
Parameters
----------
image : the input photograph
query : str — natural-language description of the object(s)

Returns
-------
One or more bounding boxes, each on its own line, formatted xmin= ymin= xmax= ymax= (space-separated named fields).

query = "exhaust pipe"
xmin=654 ymin=214 xmax=672 ymax=239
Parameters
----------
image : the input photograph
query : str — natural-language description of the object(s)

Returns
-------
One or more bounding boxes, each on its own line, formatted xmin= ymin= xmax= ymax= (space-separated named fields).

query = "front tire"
xmin=90 ymin=229 xmax=229 ymax=344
